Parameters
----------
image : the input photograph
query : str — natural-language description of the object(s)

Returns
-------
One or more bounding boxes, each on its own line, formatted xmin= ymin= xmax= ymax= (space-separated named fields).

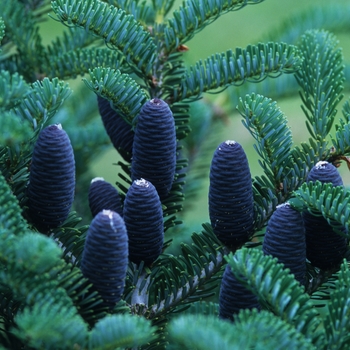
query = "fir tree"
xmin=1 ymin=0 xmax=350 ymax=349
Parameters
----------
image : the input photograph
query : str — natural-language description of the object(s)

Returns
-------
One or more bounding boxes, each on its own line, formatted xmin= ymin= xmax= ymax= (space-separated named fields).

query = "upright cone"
xmin=123 ymin=178 xmax=164 ymax=265
xmin=209 ymin=140 xmax=254 ymax=249
xmin=27 ymin=124 xmax=75 ymax=230
xmin=263 ymin=203 xmax=306 ymax=285
xmin=303 ymin=161 xmax=347 ymax=270
xmin=131 ymin=98 xmax=176 ymax=200
xmin=81 ymin=210 xmax=128 ymax=309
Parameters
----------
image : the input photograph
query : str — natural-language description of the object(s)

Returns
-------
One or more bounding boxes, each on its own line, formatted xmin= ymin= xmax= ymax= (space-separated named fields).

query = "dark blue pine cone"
xmin=27 ymin=124 xmax=75 ymax=230
xmin=97 ymin=95 xmax=134 ymax=162
xmin=131 ymin=98 xmax=176 ymax=200
xmin=208 ymin=140 xmax=254 ymax=250
xmin=88 ymin=177 xmax=123 ymax=218
xmin=81 ymin=209 xmax=128 ymax=309
xmin=303 ymin=161 xmax=347 ymax=270
xmin=263 ymin=203 xmax=306 ymax=285
xmin=219 ymin=264 xmax=259 ymax=321
xmin=123 ymin=178 xmax=163 ymax=265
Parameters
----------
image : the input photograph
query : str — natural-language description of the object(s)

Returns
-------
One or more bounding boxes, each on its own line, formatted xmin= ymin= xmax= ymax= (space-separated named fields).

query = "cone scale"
xmin=209 ymin=140 xmax=254 ymax=249
xmin=303 ymin=161 xmax=347 ymax=270
xmin=131 ymin=98 xmax=176 ymax=200
xmin=81 ymin=210 xmax=128 ymax=309
xmin=123 ymin=178 xmax=164 ymax=266
xmin=263 ymin=203 xmax=306 ymax=285
xmin=27 ymin=124 xmax=75 ymax=230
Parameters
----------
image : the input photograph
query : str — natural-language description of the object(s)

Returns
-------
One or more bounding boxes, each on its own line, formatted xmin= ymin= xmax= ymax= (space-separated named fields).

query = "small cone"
xmin=263 ymin=203 xmax=306 ymax=285
xmin=123 ymin=178 xmax=164 ymax=265
xmin=81 ymin=210 xmax=128 ymax=309
xmin=88 ymin=177 xmax=123 ymax=218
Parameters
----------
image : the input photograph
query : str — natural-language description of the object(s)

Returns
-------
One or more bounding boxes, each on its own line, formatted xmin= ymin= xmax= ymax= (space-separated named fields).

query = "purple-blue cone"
xmin=81 ymin=209 xmax=128 ymax=309
xmin=97 ymin=95 xmax=134 ymax=162
xmin=27 ymin=124 xmax=75 ymax=230
xmin=88 ymin=177 xmax=123 ymax=218
xmin=263 ymin=203 xmax=306 ymax=285
xmin=219 ymin=264 xmax=259 ymax=321
xmin=123 ymin=178 xmax=164 ymax=265
xmin=209 ymin=140 xmax=254 ymax=249
xmin=131 ymin=98 xmax=176 ymax=200
xmin=303 ymin=161 xmax=347 ymax=270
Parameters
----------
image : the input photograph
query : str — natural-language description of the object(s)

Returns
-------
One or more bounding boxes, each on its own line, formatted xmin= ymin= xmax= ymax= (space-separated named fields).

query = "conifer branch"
xmin=83 ymin=67 xmax=148 ymax=124
xmin=14 ymin=77 xmax=71 ymax=130
xmin=51 ymin=0 xmax=157 ymax=75
xmin=45 ymin=47 xmax=127 ymax=80
xmin=294 ymin=181 xmax=350 ymax=234
xmin=174 ymin=42 xmax=301 ymax=102
xmin=237 ymin=93 xmax=293 ymax=191
xmin=160 ymin=0 xmax=264 ymax=53
xmin=226 ymin=247 xmax=325 ymax=346
xmin=295 ymin=30 xmax=345 ymax=142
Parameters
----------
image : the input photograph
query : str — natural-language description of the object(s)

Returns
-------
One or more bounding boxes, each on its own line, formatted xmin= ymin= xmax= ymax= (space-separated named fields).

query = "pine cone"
xmin=27 ymin=124 xmax=75 ymax=230
xmin=219 ymin=264 xmax=259 ymax=321
xmin=88 ymin=177 xmax=123 ymax=218
xmin=97 ymin=95 xmax=134 ymax=162
xmin=123 ymin=178 xmax=163 ymax=265
xmin=209 ymin=140 xmax=254 ymax=250
xmin=81 ymin=209 xmax=128 ymax=309
xmin=303 ymin=161 xmax=347 ymax=270
xmin=263 ymin=203 xmax=306 ymax=285
xmin=131 ymin=98 xmax=176 ymax=200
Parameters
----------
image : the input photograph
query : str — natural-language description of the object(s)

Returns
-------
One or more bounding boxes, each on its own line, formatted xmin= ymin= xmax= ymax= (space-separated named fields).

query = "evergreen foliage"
xmin=1 ymin=0 xmax=350 ymax=349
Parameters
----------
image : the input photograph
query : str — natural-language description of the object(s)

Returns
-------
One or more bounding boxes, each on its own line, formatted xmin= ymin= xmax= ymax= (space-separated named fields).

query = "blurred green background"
xmin=40 ymin=0 xmax=350 ymax=231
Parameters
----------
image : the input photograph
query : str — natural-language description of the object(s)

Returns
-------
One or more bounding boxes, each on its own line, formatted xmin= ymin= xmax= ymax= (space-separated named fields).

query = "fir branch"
xmin=295 ymin=30 xmax=344 ymax=142
xmin=0 ymin=71 xmax=30 ymax=110
xmin=226 ymin=247 xmax=324 ymax=346
xmin=174 ymin=42 xmax=301 ymax=102
xmin=0 ymin=0 xmax=45 ymax=81
xmin=261 ymin=3 xmax=350 ymax=44
xmin=83 ymin=67 xmax=148 ymax=124
xmin=14 ymin=77 xmax=72 ymax=130
xmin=0 ymin=172 xmax=28 ymax=236
xmin=102 ymin=0 xmax=154 ymax=27
xmin=237 ymin=93 xmax=293 ymax=191
xmin=149 ymin=224 xmax=225 ymax=317
xmin=331 ymin=99 xmax=350 ymax=156
xmin=89 ymin=314 xmax=155 ymax=349
xmin=13 ymin=301 xmax=89 ymax=350
xmin=160 ymin=0 xmax=264 ymax=53
xmin=51 ymin=0 xmax=157 ymax=75
xmin=168 ymin=310 xmax=315 ymax=350
xmin=323 ymin=261 xmax=350 ymax=348
xmin=0 ymin=17 xmax=5 ymax=47
xmin=293 ymin=181 xmax=350 ymax=234
xmin=45 ymin=47 xmax=127 ymax=80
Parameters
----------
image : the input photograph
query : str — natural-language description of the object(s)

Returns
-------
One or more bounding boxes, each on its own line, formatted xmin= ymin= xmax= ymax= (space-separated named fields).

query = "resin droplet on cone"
xmin=81 ymin=210 xmax=128 ymax=309
xmin=131 ymin=98 xmax=176 ymax=200
xmin=209 ymin=140 xmax=254 ymax=250
xmin=263 ymin=203 xmax=306 ymax=285
xmin=123 ymin=178 xmax=163 ymax=265
xmin=303 ymin=161 xmax=347 ymax=270
xmin=27 ymin=124 xmax=75 ymax=230
xmin=88 ymin=177 xmax=123 ymax=218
